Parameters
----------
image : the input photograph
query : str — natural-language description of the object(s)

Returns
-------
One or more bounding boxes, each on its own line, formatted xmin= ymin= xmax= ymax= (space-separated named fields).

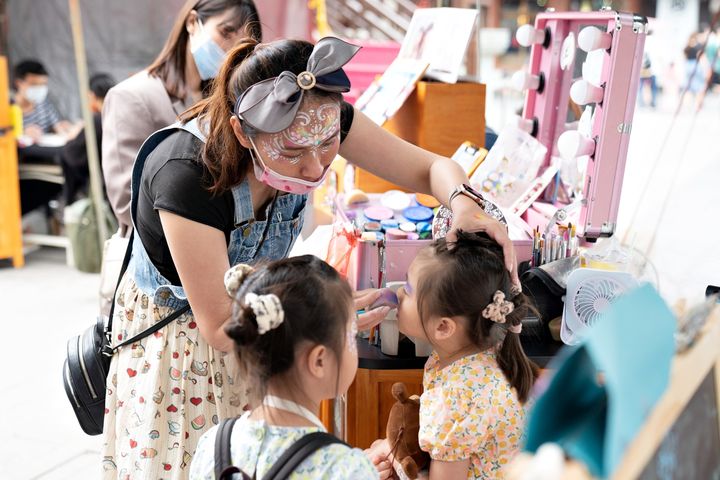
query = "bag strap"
xmin=214 ymin=417 xmax=251 ymax=480
xmin=113 ymin=303 xmax=191 ymax=351
xmin=105 ymin=231 xmax=191 ymax=352
xmin=212 ymin=418 xmax=344 ymax=480
xmin=104 ymin=231 xmax=134 ymax=338
xmin=263 ymin=431 xmax=345 ymax=480
xmin=107 ymin=121 xmax=205 ymax=352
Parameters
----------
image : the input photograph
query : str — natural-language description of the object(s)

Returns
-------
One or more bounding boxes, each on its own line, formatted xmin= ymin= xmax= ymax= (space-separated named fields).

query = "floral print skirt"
xmin=102 ymin=275 xmax=249 ymax=480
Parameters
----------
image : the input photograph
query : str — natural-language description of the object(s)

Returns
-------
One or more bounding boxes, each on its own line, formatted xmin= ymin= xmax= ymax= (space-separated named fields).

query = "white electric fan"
xmin=560 ymin=268 xmax=637 ymax=345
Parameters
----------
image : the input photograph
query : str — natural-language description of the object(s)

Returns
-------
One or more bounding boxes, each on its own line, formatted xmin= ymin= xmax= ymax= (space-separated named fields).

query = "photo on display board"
xmin=398 ymin=7 xmax=479 ymax=84
xmin=355 ymin=58 xmax=429 ymax=126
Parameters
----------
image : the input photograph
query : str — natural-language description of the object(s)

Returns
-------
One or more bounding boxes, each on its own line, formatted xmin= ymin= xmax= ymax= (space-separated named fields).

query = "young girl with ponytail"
xmin=392 ymin=231 xmax=539 ymax=480
xmin=103 ymin=34 xmax=518 ymax=479
xmin=189 ymin=255 xmax=389 ymax=478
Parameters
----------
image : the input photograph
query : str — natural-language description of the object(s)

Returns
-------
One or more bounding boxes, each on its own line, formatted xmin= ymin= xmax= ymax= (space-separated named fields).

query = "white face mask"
xmin=24 ymin=85 xmax=48 ymax=105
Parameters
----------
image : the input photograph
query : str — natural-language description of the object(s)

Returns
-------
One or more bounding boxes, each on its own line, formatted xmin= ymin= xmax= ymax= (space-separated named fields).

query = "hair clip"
xmin=481 ymin=290 xmax=514 ymax=324
xmin=224 ymin=264 xmax=255 ymax=297
xmin=245 ymin=292 xmax=284 ymax=335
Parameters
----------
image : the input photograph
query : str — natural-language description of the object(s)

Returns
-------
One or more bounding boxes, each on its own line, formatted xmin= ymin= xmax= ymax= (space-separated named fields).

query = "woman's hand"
xmin=354 ymin=289 xmax=392 ymax=331
xmin=365 ymin=439 xmax=395 ymax=480
xmin=448 ymin=196 xmax=520 ymax=288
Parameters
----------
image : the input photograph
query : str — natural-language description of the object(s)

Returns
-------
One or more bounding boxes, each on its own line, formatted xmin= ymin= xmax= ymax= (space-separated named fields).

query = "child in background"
xmin=396 ymin=231 xmax=539 ymax=479
xmin=190 ymin=255 xmax=390 ymax=479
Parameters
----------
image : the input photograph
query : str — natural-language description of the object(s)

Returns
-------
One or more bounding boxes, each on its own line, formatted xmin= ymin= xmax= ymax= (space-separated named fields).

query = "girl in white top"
xmin=190 ymin=256 xmax=392 ymax=479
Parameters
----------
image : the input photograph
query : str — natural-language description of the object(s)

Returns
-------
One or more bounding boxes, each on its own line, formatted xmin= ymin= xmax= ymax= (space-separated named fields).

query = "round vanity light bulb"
xmin=578 ymin=26 xmax=612 ymax=52
xmin=516 ymin=24 xmax=546 ymax=47
xmin=558 ymin=130 xmax=595 ymax=159
xmin=511 ymin=71 xmax=541 ymax=91
xmin=570 ymin=80 xmax=604 ymax=105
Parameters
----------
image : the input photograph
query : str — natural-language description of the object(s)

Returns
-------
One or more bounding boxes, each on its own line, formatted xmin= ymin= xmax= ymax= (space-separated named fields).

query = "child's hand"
xmin=364 ymin=439 xmax=395 ymax=480
xmin=447 ymin=198 xmax=520 ymax=289
xmin=354 ymin=289 xmax=392 ymax=331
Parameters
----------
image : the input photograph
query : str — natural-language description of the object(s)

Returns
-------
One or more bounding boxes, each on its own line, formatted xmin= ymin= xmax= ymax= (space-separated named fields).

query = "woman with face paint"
xmin=101 ymin=0 xmax=261 ymax=235
xmin=102 ymin=37 xmax=515 ymax=480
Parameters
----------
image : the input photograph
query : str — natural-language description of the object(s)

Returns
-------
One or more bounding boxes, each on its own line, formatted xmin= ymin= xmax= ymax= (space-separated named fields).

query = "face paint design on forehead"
xmin=260 ymin=103 xmax=341 ymax=165
xmin=285 ymin=103 xmax=340 ymax=147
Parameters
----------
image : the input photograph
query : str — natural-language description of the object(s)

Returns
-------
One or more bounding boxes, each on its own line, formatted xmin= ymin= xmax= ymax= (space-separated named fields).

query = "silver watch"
xmin=448 ymin=184 xmax=507 ymax=225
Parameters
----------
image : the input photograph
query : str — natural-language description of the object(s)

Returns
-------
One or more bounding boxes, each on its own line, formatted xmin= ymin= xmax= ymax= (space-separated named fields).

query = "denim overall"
xmin=128 ymin=119 xmax=307 ymax=311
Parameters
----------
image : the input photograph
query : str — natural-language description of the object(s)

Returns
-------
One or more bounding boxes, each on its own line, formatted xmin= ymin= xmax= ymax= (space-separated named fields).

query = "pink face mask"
xmin=247 ymin=136 xmax=330 ymax=195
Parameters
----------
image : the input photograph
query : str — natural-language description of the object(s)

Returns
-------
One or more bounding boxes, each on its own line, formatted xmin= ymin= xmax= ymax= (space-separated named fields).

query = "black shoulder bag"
xmin=214 ymin=418 xmax=345 ymax=480
xmin=62 ymin=232 xmax=190 ymax=435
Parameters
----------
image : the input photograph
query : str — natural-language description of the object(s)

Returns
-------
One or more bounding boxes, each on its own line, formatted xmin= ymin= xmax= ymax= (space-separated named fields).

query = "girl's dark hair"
xmin=224 ymin=255 xmax=353 ymax=401
xmin=179 ymin=38 xmax=342 ymax=194
xmin=147 ymin=0 xmax=261 ymax=102
xmin=415 ymin=231 xmax=539 ymax=403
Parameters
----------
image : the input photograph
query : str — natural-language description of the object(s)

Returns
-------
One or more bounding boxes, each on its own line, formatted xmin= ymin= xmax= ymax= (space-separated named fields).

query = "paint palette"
xmin=512 ymin=10 xmax=647 ymax=239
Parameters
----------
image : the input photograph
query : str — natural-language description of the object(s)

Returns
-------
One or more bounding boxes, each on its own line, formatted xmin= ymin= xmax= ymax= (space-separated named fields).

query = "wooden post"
xmin=68 ymin=0 xmax=107 ymax=248
xmin=0 ymin=56 xmax=25 ymax=267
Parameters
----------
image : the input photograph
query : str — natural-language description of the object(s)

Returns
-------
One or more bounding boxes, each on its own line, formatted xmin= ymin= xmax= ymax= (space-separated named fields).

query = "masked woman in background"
xmin=102 ymin=0 xmax=261 ymax=235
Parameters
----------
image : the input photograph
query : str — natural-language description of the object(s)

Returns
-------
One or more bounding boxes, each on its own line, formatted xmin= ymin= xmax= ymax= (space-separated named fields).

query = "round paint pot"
xmin=419 ymin=231 xmax=432 ymax=240
xmin=406 ymin=232 xmax=420 ymax=240
xmin=363 ymin=221 xmax=382 ymax=232
xmin=361 ymin=232 xmax=378 ymax=241
xmin=416 ymin=221 xmax=431 ymax=233
xmin=381 ymin=190 xmax=412 ymax=212
xmin=399 ymin=222 xmax=416 ymax=233
xmin=403 ymin=206 xmax=434 ymax=223
xmin=380 ymin=219 xmax=399 ymax=231
xmin=385 ymin=228 xmax=408 ymax=240
xmin=344 ymin=188 xmax=369 ymax=206
xmin=364 ymin=206 xmax=394 ymax=222
xmin=415 ymin=193 xmax=440 ymax=208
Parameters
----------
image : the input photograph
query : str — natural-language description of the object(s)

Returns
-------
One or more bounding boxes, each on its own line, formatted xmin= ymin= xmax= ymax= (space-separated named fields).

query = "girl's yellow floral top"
xmin=419 ymin=350 xmax=526 ymax=479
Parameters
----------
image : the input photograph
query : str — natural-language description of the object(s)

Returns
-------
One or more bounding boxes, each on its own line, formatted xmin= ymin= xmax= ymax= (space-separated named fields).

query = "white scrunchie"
xmin=245 ymin=292 xmax=284 ymax=335
xmin=224 ymin=264 xmax=255 ymax=297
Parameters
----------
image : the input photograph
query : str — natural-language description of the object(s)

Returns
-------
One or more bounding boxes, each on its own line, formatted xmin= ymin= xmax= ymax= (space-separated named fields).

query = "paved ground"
xmin=616 ymin=94 xmax=720 ymax=304
xmin=1 ymin=248 xmax=102 ymax=479
xmin=0 ymin=93 xmax=718 ymax=479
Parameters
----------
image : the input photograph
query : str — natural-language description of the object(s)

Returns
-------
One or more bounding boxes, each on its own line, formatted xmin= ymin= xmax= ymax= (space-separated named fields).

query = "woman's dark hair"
xmin=147 ymin=0 xmax=261 ymax=101
xmin=415 ymin=231 xmax=539 ymax=403
xmin=179 ymin=38 xmax=342 ymax=194
xmin=224 ymin=255 xmax=353 ymax=401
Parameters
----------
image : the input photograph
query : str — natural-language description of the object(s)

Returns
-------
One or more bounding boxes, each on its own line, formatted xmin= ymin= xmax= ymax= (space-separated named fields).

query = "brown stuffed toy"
xmin=385 ymin=382 xmax=430 ymax=479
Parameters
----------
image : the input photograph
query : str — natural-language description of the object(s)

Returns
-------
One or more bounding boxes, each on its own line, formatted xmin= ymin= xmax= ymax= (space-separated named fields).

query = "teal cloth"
xmin=524 ymin=284 xmax=676 ymax=477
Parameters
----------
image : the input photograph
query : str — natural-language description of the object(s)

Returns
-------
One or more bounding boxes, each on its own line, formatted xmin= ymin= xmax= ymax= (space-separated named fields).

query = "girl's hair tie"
xmin=481 ymin=290 xmax=515 ymax=324
xmin=224 ymin=263 xmax=255 ymax=297
xmin=244 ymin=292 xmax=284 ymax=335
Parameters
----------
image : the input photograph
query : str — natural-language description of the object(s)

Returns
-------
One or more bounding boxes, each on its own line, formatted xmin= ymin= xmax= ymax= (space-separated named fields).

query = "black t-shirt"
xmin=136 ymin=102 xmax=355 ymax=285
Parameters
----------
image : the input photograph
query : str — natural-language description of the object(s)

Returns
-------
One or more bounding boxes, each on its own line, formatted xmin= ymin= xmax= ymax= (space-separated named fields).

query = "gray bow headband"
xmin=234 ymin=37 xmax=361 ymax=133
